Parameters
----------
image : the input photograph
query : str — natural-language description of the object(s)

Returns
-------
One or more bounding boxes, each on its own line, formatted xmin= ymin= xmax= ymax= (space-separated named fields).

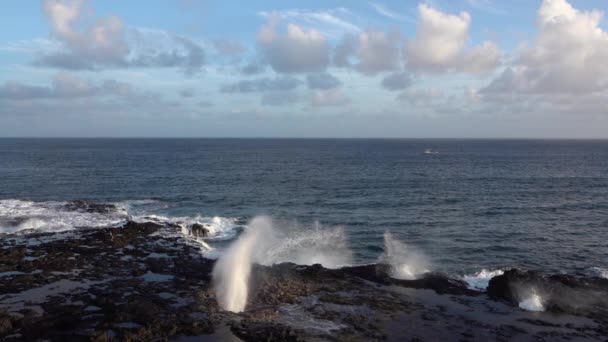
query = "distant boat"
xmin=423 ymin=149 xmax=439 ymax=155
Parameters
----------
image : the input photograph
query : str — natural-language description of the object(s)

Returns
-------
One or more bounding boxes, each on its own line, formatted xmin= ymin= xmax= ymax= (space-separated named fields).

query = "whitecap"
xmin=462 ymin=269 xmax=504 ymax=291
xmin=588 ymin=267 xmax=608 ymax=279
xmin=0 ymin=199 xmax=127 ymax=234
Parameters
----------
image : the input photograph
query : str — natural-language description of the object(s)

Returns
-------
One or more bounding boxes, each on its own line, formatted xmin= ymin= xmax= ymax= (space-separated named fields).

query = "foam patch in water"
xmin=463 ymin=269 xmax=504 ymax=291
xmin=0 ymin=199 xmax=127 ymax=234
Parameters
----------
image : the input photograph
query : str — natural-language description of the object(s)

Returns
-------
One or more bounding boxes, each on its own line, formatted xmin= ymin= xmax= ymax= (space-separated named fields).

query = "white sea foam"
xmin=0 ymin=199 xmax=127 ymax=234
xmin=380 ymin=232 xmax=430 ymax=280
xmin=589 ymin=267 xmax=608 ymax=279
xmin=463 ymin=269 xmax=504 ymax=291
xmin=133 ymin=214 xmax=240 ymax=241
xmin=519 ymin=289 xmax=545 ymax=311
xmin=0 ymin=199 xmax=242 ymax=250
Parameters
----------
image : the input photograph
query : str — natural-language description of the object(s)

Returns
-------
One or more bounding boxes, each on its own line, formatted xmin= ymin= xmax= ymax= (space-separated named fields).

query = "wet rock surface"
xmin=65 ymin=200 xmax=122 ymax=215
xmin=1 ymin=222 xmax=607 ymax=341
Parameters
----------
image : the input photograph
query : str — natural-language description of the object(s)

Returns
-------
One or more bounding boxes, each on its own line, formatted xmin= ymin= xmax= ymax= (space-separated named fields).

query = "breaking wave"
xmin=0 ymin=199 xmax=127 ymax=234
xmin=589 ymin=267 xmax=608 ymax=279
xmin=0 ymin=199 xmax=240 ymax=244
xmin=463 ymin=269 xmax=504 ymax=291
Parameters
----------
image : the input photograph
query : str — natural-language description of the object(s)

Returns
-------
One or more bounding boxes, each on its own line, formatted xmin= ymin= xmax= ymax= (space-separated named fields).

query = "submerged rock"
xmin=65 ymin=200 xmax=120 ymax=214
xmin=190 ymin=223 xmax=209 ymax=238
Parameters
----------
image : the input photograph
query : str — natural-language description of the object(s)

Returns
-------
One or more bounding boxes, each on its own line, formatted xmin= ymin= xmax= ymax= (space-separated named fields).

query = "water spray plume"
xmin=381 ymin=231 xmax=430 ymax=280
xmin=212 ymin=216 xmax=271 ymax=312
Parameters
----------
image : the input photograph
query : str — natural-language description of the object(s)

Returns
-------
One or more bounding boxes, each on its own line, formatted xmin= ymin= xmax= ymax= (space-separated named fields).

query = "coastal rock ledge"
xmin=0 ymin=221 xmax=607 ymax=341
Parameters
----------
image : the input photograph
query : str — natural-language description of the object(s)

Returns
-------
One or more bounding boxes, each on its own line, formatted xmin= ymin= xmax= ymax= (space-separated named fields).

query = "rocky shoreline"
xmin=1 ymin=218 xmax=607 ymax=341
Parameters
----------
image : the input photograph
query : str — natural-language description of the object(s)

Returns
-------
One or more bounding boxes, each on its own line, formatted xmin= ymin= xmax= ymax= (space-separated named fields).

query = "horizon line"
xmin=1 ymin=137 xmax=607 ymax=141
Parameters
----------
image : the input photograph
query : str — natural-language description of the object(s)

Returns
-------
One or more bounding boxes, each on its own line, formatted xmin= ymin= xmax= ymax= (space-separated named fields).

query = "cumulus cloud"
xmin=333 ymin=34 xmax=358 ymax=68
xmin=405 ymin=4 xmax=500 ymax=73
xmin=356 ymin=29 xmax=402 ymax=75
xmin=220 ymin=76 xmax=301 ymax=93
xmin=257 ymin=13 xmax=330 ymax=73
xmin=129 ymin=35 xmax=205 ymax=75
xmin=0 ymin=73 xmax=132 ymax=100
xmin=306 ymin=73 xmax=341 ymax=90
xmin=311 ymin=88 xmax=349 ymax=107
xmin=482 ymin=0 xmax=608 ymax=95
xmin=332 ymin=30 xmax=402 ymax=74
xmin=39 ymin=0 xmax=128 ymax=68
xmin=38 ymin=0 xmax=205 ymax=74
xmin=381 ymin=72 xmax=411 ymax=91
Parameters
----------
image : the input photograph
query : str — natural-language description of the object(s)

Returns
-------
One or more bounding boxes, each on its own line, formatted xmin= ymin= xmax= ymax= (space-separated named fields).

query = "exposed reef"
xmin=0 ymin=220 xmax=607 ymax=341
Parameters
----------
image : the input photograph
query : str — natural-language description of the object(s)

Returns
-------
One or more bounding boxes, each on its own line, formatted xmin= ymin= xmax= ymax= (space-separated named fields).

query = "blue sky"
xmin=0 ymin=0 xmax=607 ymax=138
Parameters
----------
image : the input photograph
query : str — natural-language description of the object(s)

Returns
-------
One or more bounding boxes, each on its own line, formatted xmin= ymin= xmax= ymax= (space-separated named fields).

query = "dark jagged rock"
xmin=1 ymin=229 xmax=608 ymax=341
xmin=121 ymin=220 xmax=163 ymax=234
xmin=65 ymin=200 xmax=120 ymax=214
xmin=190 ymin=223 xmax=209 ymax=238
xmin=487 ymin=268 xmax=608 ymax=315
xmin=340 ymin=263 xmax=393 ymax=284
xmin=393 ymin=272 xmax=479 ymax=296
xmin=230 ymin=320 xmax=301 ymax=342
xmin=341 ymin=264 xmax=478 ymax=296
xmin=0 ymin=311 xmax=12 ymax=337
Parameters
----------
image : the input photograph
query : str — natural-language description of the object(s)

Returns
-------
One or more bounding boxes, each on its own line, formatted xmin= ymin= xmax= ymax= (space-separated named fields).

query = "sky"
xmin=0 ymin=0 xmax=607 ymax=138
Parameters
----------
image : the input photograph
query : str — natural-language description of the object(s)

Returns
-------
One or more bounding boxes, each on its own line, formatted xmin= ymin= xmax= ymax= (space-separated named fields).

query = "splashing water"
xmin=463 ymin=269 xmax=504 ymax=291
xmin=212 ymin=216 xmax=272 ymax=312
xmin=519 ymin=289 xmax=545 ymax=312
xmin=212 ymin=216 xmax=353 ymax=312
xmin=259 ymin=221 xmax=352 ymax=268
xmin=381 ymin=232 xmax=430 ymax=280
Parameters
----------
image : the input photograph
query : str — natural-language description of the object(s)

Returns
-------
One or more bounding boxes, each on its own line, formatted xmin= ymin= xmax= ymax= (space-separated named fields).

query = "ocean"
xmin=1 ymin=138 xmax=607 ymax=278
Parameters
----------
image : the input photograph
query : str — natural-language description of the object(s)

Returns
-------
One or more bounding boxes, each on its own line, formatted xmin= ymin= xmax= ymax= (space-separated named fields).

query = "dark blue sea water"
xmin=1 ymin=138 xmax=607 ymax=276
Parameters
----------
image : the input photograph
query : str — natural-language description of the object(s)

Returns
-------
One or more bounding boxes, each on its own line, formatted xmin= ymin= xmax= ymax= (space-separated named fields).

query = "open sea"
xmin=1 ymin=138 xmax=607 ymax=278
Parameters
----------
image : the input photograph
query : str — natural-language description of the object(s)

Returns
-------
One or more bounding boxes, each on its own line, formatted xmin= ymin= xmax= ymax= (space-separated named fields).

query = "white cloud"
xmin=356 ymin=29 xmax=402 ymax=75
xmin=41 ymin=0 xmax=128 ymax=67
xmin=38 ymin=0 xmax=205 ymax=74
xmin=332 ymin=29 xmax=402 ymax=75
xmin=0 ymin=72 xmax=132 ymax=100
xmin=483 ymin=0 xmax=608 ymax=95
xmin=257 ymin=14 xmax=331 ymax=73
xmin=405 ymin=4 xmax=500 ymax=73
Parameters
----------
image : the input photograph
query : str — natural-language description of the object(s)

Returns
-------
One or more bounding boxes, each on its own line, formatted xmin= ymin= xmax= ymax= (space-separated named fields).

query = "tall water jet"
xmin=381 ymin=231 xmax=430 ymax=280
xmin=212 ymin=216 xmax=272 ymax=312
xmin=212 ymin=216 xmax=353 ymax=312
